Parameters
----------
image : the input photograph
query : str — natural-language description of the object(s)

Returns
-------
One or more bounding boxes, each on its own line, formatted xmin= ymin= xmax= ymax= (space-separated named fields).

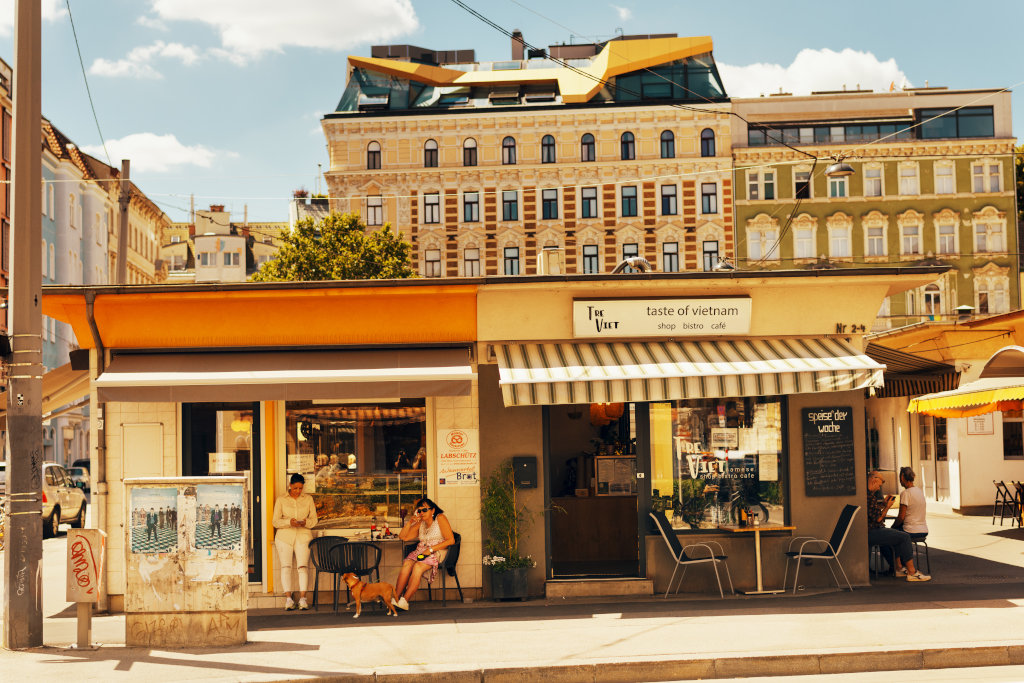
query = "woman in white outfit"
xmin=273 ymin=473 xmax=318 ymax=610
xmin=392 ymin=497 xmax=454 ymax=611
xmin=892 ymin=466 xmax=928 ymax=575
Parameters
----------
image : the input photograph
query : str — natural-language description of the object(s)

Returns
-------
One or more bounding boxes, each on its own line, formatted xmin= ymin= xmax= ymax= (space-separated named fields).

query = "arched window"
xmin=660 ymin=130 xmax=675 ymax=158
xmin=502 ymin=136 xmax=517 ymax=165
xmin=541 ymin=134 xmax=556 ymax=163
xmin=463 ymin=138 xmax=477 ymax=167
xmin=924 ymin=284 xmax=942 ymax=316
xmin=367 ymin=141 xmax=381 ymax=169
xmin=620 ymin=131 xmax=635 ymax=160
xmin=581 ymin=133 xmax=595 ymax=162
xmin=423 ymin=139 xmax=438 ymax=168
xmin=700 ymin=128 xmax=715 ymax=157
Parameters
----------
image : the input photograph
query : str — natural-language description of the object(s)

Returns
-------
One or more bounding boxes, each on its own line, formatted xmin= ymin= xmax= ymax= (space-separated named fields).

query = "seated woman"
xmin=392 ymin=497 xmax=455 ymax=610
xmin=891 ymin=466 xmax=928 ymax=574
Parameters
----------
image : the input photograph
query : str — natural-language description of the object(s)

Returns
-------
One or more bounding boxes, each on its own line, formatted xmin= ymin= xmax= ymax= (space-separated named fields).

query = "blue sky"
xmin=0 ymin=0 xmax=1020 ymax=223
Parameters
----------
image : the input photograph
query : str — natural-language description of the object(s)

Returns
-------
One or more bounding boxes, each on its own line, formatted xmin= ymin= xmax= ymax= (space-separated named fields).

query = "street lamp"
xmin=824 ymin=154 xmax=855 ymax=178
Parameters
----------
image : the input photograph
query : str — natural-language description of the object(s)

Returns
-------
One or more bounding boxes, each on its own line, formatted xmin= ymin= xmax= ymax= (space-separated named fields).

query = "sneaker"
xmin=391 ymin=597 xmax=400 ymax=608
xmin=298 ymin=598 xmax=309 ymax=610
xmin=907 ymin=572 xmax=931 ymax=582
xmin=893 ymin=568 xmax=907 ymax=577
xmin=396 ymin=596 xmax=410 ymax=611
xmin=285 ymin=597 xmax=296 ymax=611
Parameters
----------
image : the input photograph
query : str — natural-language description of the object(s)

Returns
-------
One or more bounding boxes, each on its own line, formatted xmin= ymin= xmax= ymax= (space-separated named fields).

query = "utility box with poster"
xmin=512 ymin=456 xmax=537 ymax=488
xmin=124 ymin=477 xmax=248 ymax=648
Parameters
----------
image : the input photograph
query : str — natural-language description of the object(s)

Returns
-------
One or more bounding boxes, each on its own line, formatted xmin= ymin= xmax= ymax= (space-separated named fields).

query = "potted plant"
xmin=481 ymin=461 xmax=536 ymax=599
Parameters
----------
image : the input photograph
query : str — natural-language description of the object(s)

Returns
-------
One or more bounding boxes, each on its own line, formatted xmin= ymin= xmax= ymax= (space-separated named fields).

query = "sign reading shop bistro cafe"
xmin=572 ymin=298 xmax=752 ymax=338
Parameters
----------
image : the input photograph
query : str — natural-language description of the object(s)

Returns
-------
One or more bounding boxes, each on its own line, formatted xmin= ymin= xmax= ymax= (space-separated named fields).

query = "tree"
xmin=251 ymin=212 xmax=416 ymax=281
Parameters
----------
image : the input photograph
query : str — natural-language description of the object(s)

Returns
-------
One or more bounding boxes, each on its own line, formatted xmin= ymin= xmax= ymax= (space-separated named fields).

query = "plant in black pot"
xmin=481 ymin=461 xmax=535 ymax=600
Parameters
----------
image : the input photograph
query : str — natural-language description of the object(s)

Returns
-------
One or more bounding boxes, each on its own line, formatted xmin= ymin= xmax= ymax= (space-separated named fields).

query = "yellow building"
xmin=323 ymin=34 xmax=736 ymax=276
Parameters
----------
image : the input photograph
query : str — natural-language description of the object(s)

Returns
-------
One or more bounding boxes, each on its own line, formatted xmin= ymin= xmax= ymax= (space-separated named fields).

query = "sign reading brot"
xmin=801 ymin=406 xmax=857 ymax=497
xmin=573 ymin=298 xmax=752 ymax=338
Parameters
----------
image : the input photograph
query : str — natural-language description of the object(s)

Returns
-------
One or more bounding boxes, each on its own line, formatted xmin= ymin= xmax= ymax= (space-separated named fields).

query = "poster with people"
xmin=194 ymin=483 xmax=245 ymax=550
xmin=129 ymin=487 xmax=179 ymax=553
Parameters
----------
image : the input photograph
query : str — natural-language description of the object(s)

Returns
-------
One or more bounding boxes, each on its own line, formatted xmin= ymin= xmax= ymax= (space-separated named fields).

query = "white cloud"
xmin=136 ymin=15 xmax=168 ymax=31
xmin=81 ymin=133 xmax=227 ymax=173
xmin=0 ymin=0 xmax=66 ymax=36
xmin=611 ymin=4 xmax=632 ymax=22
xmin=89 ymin=40 xmax=200 ymax=79
xmin=719 ymin=48 xmax=910 ymax=98
xmin=151 ymin=0 xmax=419 ymax=64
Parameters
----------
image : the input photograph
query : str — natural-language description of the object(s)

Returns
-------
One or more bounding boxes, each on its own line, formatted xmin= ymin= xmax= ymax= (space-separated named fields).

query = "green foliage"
xmin=677 ymin=478 xmax=710 ymax=527
xmin=251 ymin=212 xmax=416 ymax=282
xmin=480 ymin=461 xmax=535 ymax=571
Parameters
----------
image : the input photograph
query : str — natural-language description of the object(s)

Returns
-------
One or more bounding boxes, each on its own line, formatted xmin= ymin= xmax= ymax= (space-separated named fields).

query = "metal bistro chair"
xmin=992 ymin=481 xmax=1015 ymax=526
xmin=307 ymin=536 xmax=348 ymax=612
xmin=784 ymin=504 xmax=859 ymax=594
xmin=649 ymin=510 xmax=734 ymax=599
xmin=403 ymin=532 xmax=465 ymax=605
xmin=332 ymin=541 xmax=382 ymax=612
xmin=1014 ymin=482 xmax=1024 ymax=528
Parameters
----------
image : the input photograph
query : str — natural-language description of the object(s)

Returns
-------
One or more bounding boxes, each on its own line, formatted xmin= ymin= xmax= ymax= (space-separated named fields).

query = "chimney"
xmin=511 ymin=29 xmax=525 ymax=60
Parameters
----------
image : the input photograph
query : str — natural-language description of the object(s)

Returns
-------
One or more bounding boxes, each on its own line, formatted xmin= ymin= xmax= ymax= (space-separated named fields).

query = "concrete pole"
xmin=3 ymin=0 xmax=43 ymax=650
xmin=115 ymin=160 xmax=129 ymax=285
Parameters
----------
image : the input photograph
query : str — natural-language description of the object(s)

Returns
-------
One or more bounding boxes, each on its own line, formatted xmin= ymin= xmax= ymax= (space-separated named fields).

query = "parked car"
xmin=71 ymin=458 xmax=90 ymax=473
xmin=41 ymin=462 xmax=87 ymax=538
xmin=67 ymin=466 xmax=90 ymax=491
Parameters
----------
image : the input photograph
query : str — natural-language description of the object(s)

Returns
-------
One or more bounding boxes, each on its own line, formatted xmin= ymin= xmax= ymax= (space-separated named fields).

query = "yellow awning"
xmin=907 ymin=376 xmax=1024 ymax=418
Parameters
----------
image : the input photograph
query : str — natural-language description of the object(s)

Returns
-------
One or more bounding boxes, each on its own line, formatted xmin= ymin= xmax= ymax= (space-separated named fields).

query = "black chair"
xmin=993 ymin=481 xmax=1015 ymax=525
xmin=404 ymin=532 xmax=465 ymax=605
xmin=909 ymin=534 xmax=930 ymax=574
xmin=649 ymin=510 xmax=734 ymax=598
xmin=783 ymin=504 xmax=859 ymax=594
xmin=332 ymin=541 xmax=383 ymax=612
xmin=307 ymin=536 xmax=348 ymax=612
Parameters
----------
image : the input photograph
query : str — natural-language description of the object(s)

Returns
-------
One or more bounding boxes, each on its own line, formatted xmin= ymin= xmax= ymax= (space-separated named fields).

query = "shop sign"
xmin=572 ymin=298 xmax=751 ymax=338
xmin=437 ymin=428 xmax=479 ymax=486
xmin=966 ymin=413 xmax=993 ymax=435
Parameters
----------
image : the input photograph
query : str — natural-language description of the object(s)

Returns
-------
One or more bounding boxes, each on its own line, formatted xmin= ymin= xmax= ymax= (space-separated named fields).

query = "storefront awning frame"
xmin=908 ymin=345 xmax=1024 ymax=418
xmin=494 ymin=337 xmax=885 ymax=407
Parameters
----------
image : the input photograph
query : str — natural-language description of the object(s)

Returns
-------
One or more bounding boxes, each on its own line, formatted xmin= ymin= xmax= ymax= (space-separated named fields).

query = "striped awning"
xmin=908 ymin=377 xmax=1024 ymax=418
xmin=495 ymin=337 xmax=885 ymax=407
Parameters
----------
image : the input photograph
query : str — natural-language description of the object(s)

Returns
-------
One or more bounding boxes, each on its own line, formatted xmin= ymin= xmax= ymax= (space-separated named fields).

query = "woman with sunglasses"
xmin=392 ymin=497 xmax=455 ymax=610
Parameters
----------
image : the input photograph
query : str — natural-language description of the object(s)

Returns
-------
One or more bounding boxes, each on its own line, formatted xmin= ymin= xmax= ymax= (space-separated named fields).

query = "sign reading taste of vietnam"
xmin=573 ymin=298 xmax=752 ymax=338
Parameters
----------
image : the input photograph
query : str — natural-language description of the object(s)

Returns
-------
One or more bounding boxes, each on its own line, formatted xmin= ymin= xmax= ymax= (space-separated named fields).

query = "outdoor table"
xmin=719 ymin=523 xmax=795 ymax=595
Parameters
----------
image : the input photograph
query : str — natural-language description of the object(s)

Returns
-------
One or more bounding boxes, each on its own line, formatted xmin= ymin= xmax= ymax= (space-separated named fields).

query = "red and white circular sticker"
xmin=445 ymin=429 xmax=468 ymax=450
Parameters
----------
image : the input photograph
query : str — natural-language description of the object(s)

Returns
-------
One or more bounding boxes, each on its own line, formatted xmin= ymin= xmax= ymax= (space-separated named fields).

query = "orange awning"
xmin=907 ymin=376 xmax=1024 ymax=418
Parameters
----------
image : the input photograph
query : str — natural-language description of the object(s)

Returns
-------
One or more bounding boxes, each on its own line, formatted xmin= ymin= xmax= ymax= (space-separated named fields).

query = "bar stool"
xmin=910 ymin=535 xmax=930 ymax=574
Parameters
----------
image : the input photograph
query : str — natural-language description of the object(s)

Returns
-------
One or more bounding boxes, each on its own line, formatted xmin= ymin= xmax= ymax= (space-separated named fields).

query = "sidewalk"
xmin=1 ymin=512 xmax=1023 ymax=682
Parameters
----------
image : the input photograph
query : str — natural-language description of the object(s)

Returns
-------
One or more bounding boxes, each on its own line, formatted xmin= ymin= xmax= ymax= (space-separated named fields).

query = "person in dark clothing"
xmin=867 ymin=471 xmax=929 ymax=582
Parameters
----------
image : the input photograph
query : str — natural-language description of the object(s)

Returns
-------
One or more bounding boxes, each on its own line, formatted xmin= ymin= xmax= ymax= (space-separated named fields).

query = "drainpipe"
xmin=84 ymin=290 xmax=109 ymax=612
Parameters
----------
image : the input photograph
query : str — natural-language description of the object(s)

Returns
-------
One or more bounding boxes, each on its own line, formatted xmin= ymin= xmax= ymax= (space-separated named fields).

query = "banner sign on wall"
xmin=437 ymin=428 xmax=479 ymax=486
xmin=573 ymin=298 xmax=752 ymax=338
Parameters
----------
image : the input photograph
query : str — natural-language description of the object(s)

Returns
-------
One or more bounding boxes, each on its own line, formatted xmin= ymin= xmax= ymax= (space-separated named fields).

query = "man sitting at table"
xmin=867 ymin=471 xmax=930 ymax=582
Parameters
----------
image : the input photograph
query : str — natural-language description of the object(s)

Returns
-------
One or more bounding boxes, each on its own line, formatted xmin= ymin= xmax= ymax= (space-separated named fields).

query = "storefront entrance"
xmin=182 ymin=402 xmax=263 ymax=582
xmin=546 ymin=404 xmax=641 ymax=578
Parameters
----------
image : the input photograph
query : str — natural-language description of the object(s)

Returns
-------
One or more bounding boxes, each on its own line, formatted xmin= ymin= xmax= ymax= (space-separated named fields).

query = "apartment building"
xmin=731 ymin=89 xmax=1018 ymax=329
xmin=322 ymin=34 xmax=735 ymax=277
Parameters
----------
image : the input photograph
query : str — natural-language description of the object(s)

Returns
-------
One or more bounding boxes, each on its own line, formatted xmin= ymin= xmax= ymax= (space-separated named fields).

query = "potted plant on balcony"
xmin=481 ymin=461 xmax=535 ymax=600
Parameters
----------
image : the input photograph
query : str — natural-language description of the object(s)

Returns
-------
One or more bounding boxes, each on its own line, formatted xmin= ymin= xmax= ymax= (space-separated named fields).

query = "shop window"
xmin=650 ymin=398 xmax=786 ymax=530
xmin=1003 ymin=410 xmax=1023 ymax=459
xmin=285 ymin=399 xmax=427 ymax=530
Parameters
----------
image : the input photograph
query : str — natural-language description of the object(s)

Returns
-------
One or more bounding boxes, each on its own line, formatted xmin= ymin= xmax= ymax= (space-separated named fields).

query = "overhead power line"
xmin=64 ymin=0 xmax=110 ymax=166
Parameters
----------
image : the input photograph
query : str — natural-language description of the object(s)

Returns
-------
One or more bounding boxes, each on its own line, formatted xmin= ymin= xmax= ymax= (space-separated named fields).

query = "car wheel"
xmin=44 ymin=508 xmax=59 ymax=538
xmin=70 ymin=503 xmax=86 ymax=529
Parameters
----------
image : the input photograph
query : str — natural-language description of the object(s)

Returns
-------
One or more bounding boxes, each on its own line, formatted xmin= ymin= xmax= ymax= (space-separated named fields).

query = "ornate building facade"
xmin=731 ymin=89 xmax=1018 ymax=329
xmin=322 ymin=35 xmax=735 ymax=277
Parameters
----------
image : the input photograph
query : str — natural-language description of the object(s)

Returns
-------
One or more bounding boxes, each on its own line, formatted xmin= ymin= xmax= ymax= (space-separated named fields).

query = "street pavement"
xmin=0 ymin=507 xmax=1022 ymax=682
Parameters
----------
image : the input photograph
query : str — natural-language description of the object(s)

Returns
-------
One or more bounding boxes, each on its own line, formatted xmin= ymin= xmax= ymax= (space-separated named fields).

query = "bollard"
xmin=66 ymin=529 xmax=106 ymax=648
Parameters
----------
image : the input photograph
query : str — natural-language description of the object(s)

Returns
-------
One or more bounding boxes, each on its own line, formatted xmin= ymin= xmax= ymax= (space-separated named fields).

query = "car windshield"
xmin=70 ymin=468 xmax=84 ymax=475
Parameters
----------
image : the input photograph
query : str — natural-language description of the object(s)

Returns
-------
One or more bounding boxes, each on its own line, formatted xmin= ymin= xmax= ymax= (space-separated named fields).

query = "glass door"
xmin=182 ymin=402 xmax=262 ymax=582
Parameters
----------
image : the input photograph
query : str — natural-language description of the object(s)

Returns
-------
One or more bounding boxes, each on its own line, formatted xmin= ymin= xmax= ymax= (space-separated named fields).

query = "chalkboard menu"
xmin=801 ymin=406 xmax=856 ymax=497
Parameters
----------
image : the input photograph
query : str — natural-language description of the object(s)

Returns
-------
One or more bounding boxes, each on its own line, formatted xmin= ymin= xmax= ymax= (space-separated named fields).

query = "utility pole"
xmin=4 ymin=0 xmax=43 ymax=650
xmin=115 ymin=159 xmax=129 ymax=285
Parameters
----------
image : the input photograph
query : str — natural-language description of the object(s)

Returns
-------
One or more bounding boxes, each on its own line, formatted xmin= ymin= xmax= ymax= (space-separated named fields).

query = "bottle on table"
xmin=371 ymin=515 xmax=378 ymax=540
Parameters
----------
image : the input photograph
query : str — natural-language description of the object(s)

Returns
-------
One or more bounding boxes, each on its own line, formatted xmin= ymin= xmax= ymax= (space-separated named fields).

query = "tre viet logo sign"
xmin=572 ymin=298 xmax=752 ymax=338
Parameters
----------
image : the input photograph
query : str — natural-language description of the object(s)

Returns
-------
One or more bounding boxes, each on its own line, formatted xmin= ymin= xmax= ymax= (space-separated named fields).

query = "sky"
xmin=0 ymin=0 xmax=1021 ymax=224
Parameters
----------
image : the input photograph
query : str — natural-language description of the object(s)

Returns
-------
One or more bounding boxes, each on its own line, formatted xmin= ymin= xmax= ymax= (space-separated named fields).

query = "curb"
xmin=258 ymin=644 xmax=1024 ymax=682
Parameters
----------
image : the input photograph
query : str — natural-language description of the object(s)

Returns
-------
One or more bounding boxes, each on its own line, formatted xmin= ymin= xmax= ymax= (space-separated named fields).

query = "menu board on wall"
xmin=801 ymin=406 xmax=856 ymax=497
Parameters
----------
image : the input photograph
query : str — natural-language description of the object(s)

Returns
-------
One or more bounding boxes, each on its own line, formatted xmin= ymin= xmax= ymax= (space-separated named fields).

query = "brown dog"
xmin=341 ymin=572 xmax=398 ymax=618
